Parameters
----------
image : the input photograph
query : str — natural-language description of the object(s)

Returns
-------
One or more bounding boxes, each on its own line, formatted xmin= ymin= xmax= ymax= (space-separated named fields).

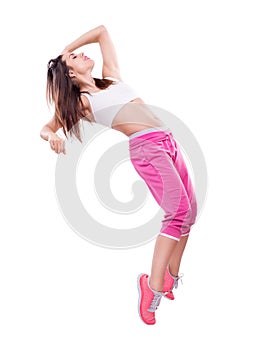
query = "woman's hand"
xmin=40 ymin=117 xmax=66 ymax=154
xmin=61 ymin=48 xmax=70 ymax=56
xmin=48 ymin=133 xmax=66 ymax=154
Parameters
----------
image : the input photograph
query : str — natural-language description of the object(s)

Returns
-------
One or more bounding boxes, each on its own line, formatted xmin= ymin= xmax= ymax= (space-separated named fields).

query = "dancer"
xmin=40 ymin=25 xmax=197 ymax=325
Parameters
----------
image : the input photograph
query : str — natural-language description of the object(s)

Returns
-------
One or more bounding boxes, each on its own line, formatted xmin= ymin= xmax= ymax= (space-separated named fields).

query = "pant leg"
xmin=166 ymin=133 xmax=197 ymax=235
xmin=130 ymin=131 xmax=196 ymax=240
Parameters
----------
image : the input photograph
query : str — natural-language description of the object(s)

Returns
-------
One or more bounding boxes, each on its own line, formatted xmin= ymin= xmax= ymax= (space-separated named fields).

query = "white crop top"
xmin=82 ymin=81 xmax=139 ymax=127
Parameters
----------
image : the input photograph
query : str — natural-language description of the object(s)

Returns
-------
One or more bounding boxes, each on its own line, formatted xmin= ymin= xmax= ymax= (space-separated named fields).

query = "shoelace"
xmin=173 ymin=273 xmax=184 ymax=289
xmin=148 ymin=292 xmax=163 ymax=312
xmin=170 ymin=273 xmax=184 ymax=292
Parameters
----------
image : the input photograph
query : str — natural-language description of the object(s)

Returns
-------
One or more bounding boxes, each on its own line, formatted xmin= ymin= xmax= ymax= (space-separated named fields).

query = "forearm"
xmin=40 ymin=115 xmax=63 ymax=141
xmin=63 ymin=25 xmax=107 ymax=52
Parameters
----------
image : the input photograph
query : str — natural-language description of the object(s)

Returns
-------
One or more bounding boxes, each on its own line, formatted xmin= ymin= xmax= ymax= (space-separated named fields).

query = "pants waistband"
xmin=129 ymin=127 xmax=169 ymax=140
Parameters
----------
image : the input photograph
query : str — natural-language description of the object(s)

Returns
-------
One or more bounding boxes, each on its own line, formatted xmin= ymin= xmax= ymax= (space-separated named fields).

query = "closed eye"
xmin=69 ymin=53 xmax=77 ymax=59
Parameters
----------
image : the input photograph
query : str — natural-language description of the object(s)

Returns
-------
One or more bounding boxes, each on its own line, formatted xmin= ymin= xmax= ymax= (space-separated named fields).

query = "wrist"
xmin=61 ymin=47 xmax=70 ymax=55
xmin=47 ymin=131 xmax=57 ymax=142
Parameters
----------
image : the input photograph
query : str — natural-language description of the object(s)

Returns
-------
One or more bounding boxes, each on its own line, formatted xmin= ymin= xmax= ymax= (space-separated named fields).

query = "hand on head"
xmin=61 ymin=48 xmax=70 ymax=55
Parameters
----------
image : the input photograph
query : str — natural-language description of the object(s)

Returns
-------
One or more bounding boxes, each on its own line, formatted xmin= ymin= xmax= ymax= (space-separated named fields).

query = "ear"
xmin=68 ymin=69 xmax=76 ymax=78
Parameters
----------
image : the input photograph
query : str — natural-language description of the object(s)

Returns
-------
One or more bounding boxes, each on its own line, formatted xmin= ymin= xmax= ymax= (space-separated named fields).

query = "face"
xmin=63 ymin=52 xmax=95 ymax=77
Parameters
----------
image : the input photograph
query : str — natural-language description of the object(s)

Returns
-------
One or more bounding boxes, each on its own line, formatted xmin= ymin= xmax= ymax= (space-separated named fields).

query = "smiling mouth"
xmin=84 ymin=56 xmax=90 ymax=60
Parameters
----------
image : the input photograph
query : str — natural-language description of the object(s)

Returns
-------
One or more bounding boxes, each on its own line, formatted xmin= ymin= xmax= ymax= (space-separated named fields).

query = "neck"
xmin=79 ymin=73 xmax=99 ymax=92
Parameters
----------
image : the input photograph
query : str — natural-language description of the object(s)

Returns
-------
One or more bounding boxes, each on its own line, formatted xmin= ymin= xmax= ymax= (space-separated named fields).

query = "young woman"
xmin=40 ymin=25 xmax=197 ymax=325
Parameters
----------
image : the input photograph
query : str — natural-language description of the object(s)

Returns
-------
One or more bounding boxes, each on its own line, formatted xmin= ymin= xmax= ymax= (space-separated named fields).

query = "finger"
xmin=61 ymin=141 xmax=66 ymax=154
xmin=56 ymin=143 xmax=61 ymax=154
xmin=58 ymin=142 xmax=65 ymax=154
xmin=50 ymin=141 xmax=55 ymax=151
xmin=52 ymin=141 xmax=59 ymax=154
xmin=56 ymin=142 xmax=60 ymax=154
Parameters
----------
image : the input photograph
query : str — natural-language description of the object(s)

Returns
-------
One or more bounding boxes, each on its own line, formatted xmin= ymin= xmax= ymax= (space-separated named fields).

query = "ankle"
xmin=148 ymin=278 xmax=163 ymax=293
xmin=168 ymin=265 xmax=179 ymax=279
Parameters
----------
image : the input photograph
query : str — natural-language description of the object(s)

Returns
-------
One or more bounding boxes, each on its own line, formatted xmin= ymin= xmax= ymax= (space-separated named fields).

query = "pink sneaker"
xmin=163 ymin=267 xmax=183 ymax=300
xmin=137 ymin=274 xmax=163 ymax=325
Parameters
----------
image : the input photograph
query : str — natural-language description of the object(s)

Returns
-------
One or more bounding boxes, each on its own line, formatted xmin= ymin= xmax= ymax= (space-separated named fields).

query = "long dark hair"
xmin=46 ymin=55 xmax=113 ymax=141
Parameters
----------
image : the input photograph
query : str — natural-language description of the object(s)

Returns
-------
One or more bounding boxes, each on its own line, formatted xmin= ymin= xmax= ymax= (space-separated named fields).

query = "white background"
xmin=1 ymin=0 xmax=263 ymax=349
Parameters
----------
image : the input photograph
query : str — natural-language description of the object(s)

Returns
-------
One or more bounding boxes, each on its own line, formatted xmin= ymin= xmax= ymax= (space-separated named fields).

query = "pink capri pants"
xmin=129 ymin=128 xmax=197 ymax=241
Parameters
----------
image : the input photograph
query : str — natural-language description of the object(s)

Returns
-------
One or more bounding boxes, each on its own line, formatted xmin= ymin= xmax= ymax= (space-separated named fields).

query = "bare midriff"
xmin=111 ymin=98 xmax=165 ymax=137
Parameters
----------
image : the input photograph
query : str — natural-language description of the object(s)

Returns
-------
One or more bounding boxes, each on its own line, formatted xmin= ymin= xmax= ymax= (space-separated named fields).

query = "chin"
xmin=88 ymin=59 xmax=95 ymax=67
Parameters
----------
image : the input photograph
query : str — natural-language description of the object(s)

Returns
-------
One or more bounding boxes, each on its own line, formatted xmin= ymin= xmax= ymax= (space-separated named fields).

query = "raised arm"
xmin=62 ymin=25 xmax=122 ymax=81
